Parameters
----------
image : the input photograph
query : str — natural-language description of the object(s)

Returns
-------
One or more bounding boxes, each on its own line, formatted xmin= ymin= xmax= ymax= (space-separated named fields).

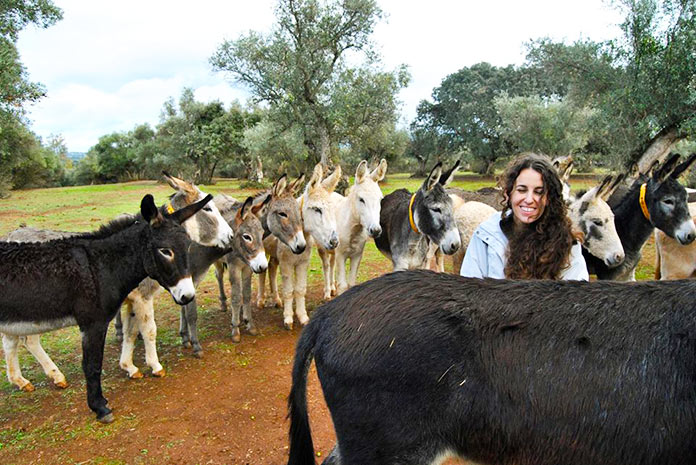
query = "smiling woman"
xmin=460 ymin=152 xmax=588 ymax=280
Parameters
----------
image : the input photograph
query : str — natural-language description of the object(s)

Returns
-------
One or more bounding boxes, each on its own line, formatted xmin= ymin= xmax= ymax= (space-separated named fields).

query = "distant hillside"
xmin=68 ymin=152 xmax=86 ymax=162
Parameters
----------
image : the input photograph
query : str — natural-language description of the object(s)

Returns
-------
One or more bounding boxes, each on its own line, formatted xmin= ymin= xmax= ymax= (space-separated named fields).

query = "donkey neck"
xmin=613 ymin=183 xmax=654 ymax=253
xmin=76 ymin=223 xmax=151 ymax=307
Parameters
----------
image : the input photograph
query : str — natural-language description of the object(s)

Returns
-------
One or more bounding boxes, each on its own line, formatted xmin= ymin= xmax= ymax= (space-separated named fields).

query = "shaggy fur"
xmin=289 ymin=270 xmax=696 ymax=465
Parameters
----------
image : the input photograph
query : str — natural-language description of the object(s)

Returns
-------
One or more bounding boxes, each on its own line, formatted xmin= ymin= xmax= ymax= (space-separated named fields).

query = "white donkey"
xmin=261 ymin=163 xmax=340 ymax=330
xmin=317 ymin=159 xmax=387 ymax=298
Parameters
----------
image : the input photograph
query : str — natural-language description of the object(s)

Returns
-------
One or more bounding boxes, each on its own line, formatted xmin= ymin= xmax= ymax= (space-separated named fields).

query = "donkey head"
xmin=553 ymin=156 xmax=574 ymax=204
xmin=569 ymin=175 xmax=625 ymax=268
xmin=350 ymin=159 xmax=387 ymax=238
xmin=645 ymin=153 xmax=696 ymax=245
xmin=163 ymin=171 xmax=233 ymax=248
xmin=140 ymin=193 xmax=212 ymax=305
xmin=261 ymin=174 xmax=307 ymax=254
xmin=414 ymin=162 xmax=461 ymax=255
xmin=232 ymin=196 xmax=268 ymax=273
xmin=301 ymin=164 xmax=339 ymax=250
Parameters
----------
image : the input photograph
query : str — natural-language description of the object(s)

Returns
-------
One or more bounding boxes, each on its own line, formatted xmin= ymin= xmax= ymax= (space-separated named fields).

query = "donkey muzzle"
xmin=170 ymin=277 xmax=195 ymax=305
xmin=676 ymin=220 xmax=696 ymax=245
xmin=368 ymin=225 xmax=382 ymax=238
xmin=605 ymin=251 xmax=625 ymax=268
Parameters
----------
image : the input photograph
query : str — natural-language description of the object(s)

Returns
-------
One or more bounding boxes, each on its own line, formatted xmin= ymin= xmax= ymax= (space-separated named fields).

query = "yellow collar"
xmin=408 ymin=193 xmax=420 ymax=234
xmin=165 ymin=202 xmax=175 ymax=214
xmin=639 ymin=183 xmax=651 ymax=221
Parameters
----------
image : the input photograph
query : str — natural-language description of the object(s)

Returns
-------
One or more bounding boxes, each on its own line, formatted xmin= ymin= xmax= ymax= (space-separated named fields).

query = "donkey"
xmin=264 ymin=164 xmax=340 ymax=330
xmin=568 ymin=174 xmax=625 ymax=269
xmin=317 ymin=159 xmax=387 ymax=298
xmin=0 ymin=194 xmax=211 ymax=423
xmin=205 ymin=194 xmax=269 ymax=344
xmin=375 ymin=162 xmax=460 ymax=271
xmin=289 ymin=270 xmax=696 ymax=465
xmin=584 ymin=153 xmax=696 ymax=280
xmin=253 ymin=174 xmax=308 ymax=310
xmin=654 ymin=202 xmax=696 ymax=280
xmin=117 ymin=173 xmax=234 ymax=378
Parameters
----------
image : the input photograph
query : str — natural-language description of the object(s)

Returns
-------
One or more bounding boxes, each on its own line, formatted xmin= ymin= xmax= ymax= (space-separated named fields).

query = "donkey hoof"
xmin=182 ymin=341 xmax=192 ymax=349
xmin=284 ymin=322 xmax=294 ymax=331
xmin=193 ymin=350 xmax=204 ymax=358
xmin=299 ymin=317 xmax=310 ymax=326
xmin=20 ymin=382 xmax=35 ymax=392
xmin=231 ymin=328 xmax=241 ymax=343
xmin=247 ymin=327 xmax=259 ymax=336
xmin=153 ymin=369 xmax=166 ymax=378
xmin=274 ymin=299 xmax=283 ymax=308
xmin=54 ymin=380 xmax=68 ymax=389
xmin=97 ymin=412 xmax=115 ymax=424
xmin=129 ymin=370 xmax=144 ymax=380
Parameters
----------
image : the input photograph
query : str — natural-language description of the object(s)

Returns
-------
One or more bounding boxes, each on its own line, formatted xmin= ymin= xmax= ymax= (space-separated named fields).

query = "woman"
xmin=460 ymin=153 xmax=588 ymax=280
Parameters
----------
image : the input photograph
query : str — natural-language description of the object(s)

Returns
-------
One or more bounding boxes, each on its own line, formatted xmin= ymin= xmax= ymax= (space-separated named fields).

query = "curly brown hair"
xmin=499 ymin=153 xmax=578 ymax=279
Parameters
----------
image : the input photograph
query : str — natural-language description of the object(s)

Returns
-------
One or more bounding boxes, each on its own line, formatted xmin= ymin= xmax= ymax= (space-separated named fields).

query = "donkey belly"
xmin=0 ymin=316 xmax=78 ymax=336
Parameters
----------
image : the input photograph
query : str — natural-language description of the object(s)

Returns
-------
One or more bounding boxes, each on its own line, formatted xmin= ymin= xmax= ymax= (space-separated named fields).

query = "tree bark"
xmin=318 ymin=125 xmax=331 ymax=169
xmin=635 ymin=124 xmax=682 ymax=174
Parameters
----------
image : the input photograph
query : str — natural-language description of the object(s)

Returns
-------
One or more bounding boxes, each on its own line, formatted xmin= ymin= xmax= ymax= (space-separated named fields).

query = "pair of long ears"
xmin=356 ymin=159 xmax=388 ymax=183
xmin=141 ymin=194 xmax=213 ymax=226
xmin=236 ymin=195 xmax=271 ymax=226
xmin=423 ymin=159 xmax=460 ymax=192
xmin=594 ymin=173 xmax=625 ymax=201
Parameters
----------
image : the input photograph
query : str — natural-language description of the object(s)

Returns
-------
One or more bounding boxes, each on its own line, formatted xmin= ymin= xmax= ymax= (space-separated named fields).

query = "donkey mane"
xmin=74 ymin=214 xmax=142 ymax=241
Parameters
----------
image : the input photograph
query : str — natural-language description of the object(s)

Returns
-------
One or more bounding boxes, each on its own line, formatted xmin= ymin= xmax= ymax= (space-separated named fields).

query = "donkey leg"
xmin=318 ymin=247 xmax=332 ymax=300
xmin=280 ymin=261 xmax=296 ymax=330
xmin=24 ymin=334 xmax=67 ymax=388
xmin=229 ymin=263 xmax=244 ymax=343
xmin=241 ymin=266 xmax=257 ymax=336
xmin=347 ymin=252 xmax=363 ymax=288
xmin=137 ymin=298 xmax=165 ymax=376
xmin=214 ymin=259 xmax=229 ymax=313
xmin=294 ymin=259 xmax=310 ymax=326
xmin=183 ymin=300 xmax=203 ymax=357
xmin=335 ymin=252 xmax=349 ymax=295
xmin=269 ymin=257 xmax=283 ymax=308
xmin=179 ymin=306 xmax=191 ymax=348
xmin=2 ymin=334 xmax=33 ymax=391
xmin=329 ymin=251 xmax=337 ymax=296
xmin=81 ymin=323 xmax=113 ymax=423
xmin=114 ymin=310 xmax=124 ymax=343
xmin=119 ymin=307 xmax=143 ymax=379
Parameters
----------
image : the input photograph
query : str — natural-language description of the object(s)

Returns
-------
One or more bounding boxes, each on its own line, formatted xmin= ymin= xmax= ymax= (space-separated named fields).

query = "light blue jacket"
xmin=459 ymin=212 xmax=589 ymax=281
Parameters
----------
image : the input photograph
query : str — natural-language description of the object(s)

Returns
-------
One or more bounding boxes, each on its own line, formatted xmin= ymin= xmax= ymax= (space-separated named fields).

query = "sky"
xmin=17 ymin=0 xmax=625 ymax=153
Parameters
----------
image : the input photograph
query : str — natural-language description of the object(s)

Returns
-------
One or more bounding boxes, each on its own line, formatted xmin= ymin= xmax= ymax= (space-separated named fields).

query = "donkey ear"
xmin=670 ymin=153 xmax=696 ymax=179
xmin=322 ymin=165 xmax=342 ymax=192
xmin=238 ymin=196 xmax=254 ymax=222
xmin=371 ymin=159 xmax=388 ymax=182
xmin=438 ymin=160 xmax=460 ymax=186
xmin=170 ymin=194 xmax=213 ymax=225
xmin=355 ymin=161 xmax=369 ymax=183
xmin=287 ymin=173 xmax=305 ymax=196
xmin=251 ymin=194 xmax=271 ymax=216
xmin=604 ymin=173 xmax=625 ymax=200
xmin=595 ymin=175 xmax=614 ymax=201
xmin=424 ymin=162 xmax=443 ymax=192
xmin=141 ymin=194 xmax=162 ymax=225
xmin=272 ymin=174 xmax=288 ymax=197
xmin=654 ymin=153 xmax=681 ymax=182
xmin=559 ymin=160 xmax=574 ymax=183
xmin=307 ymin=164 xmax=323 ymax=192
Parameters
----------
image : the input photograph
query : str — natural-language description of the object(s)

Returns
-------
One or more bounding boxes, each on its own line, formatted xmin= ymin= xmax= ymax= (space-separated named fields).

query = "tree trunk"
xmin=318 ymin=126 xmax=331 ymax=169
xmin=635 ymin=125 xmax=682 ymax=174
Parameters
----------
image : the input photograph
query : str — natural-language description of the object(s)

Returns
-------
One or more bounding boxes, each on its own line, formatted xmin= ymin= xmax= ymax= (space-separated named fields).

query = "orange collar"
xmin=639 ymin=183 xmax=651 ymax=221
xmin=408 ymin=194 xmax=420 ymax=233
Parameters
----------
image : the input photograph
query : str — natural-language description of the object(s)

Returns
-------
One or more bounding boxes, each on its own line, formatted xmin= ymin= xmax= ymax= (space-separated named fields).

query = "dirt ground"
xmin=0 ymin=257 xmax=475 ymax=465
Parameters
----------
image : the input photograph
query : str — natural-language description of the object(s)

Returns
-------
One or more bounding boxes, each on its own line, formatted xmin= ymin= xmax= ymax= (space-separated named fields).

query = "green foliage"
xmin=526 ymin=0 xmax=696 ymax=166
xmin=211 ymin=0 xmax=407 ymax=168
xmin=412 ymin=63 xmax=553 ymax=174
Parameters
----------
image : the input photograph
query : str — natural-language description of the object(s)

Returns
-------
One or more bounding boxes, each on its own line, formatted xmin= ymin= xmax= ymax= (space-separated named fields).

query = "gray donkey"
xmin=375 ymin=162 xmax=461 ymax=271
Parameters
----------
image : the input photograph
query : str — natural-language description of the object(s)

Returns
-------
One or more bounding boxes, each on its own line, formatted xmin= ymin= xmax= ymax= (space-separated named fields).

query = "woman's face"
xmin=510 ymin=168 xmax=547 ymax=225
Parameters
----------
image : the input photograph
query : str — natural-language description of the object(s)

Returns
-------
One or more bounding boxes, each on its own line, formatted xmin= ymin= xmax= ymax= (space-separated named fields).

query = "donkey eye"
xmin=242 ymin=234 xmax=252 ymax=242
xmin=592 ymin=219 xmax=603 ymax=226
xmin=158 ymin=248 xmax=174 ymax=259
xmin=313 ymin=207 xmax=322 ymax=215
xmin=278 ymin=211 xmax=288 ymax=218
xmin=203 ymin=206 xmax=213 ymax=212
xmin=359 ymin=197 xmax=365 ymax=204
xmin=662 ymin=198 xmax=674 ymax=206
xmin=431 ymin=207 xmax=441 ymax=214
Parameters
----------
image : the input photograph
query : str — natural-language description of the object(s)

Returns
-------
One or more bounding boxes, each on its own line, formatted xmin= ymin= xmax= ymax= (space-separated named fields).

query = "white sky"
xmin=17 ymin=0 xmax=624 ymax=153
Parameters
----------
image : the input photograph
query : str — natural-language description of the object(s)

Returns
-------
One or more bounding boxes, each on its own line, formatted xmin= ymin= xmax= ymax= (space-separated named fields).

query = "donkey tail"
xmin=288 ymin=321 xmax=320 ymax=465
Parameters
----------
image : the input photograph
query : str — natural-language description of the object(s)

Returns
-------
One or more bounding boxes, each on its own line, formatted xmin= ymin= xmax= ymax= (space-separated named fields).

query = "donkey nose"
xmin=681 ymin=230 xmax=696 ymax=245
xmin=607 ymin=252 xmax=625 ymax=268
xmin=369 ymin=225 xmax=382 ymax=238
xmin=328 ymin=233 xmax=339 ymax=249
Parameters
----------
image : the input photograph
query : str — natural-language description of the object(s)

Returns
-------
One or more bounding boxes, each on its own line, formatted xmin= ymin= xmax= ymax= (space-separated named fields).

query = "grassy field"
xmin=0 ymin=171 xmax=655 ymax=461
